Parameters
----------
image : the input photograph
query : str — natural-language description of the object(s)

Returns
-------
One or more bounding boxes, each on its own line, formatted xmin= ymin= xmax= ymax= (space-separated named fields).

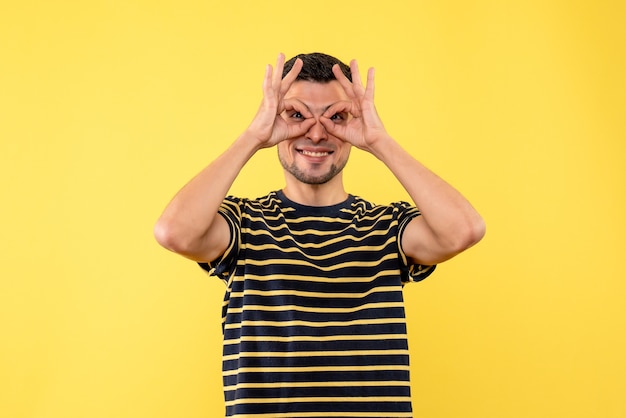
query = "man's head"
xmin=277 ymin=53 xmax=353 ymax=189
xmin=282 ymin=52 xmax=351 ymax=83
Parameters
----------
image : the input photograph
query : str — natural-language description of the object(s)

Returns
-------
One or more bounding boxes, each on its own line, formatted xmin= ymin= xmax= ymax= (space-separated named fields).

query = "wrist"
xmin=367 ymin=133 xmax=397 ymax=160
xmin=233 ymin=130 xmax=265 ymax=159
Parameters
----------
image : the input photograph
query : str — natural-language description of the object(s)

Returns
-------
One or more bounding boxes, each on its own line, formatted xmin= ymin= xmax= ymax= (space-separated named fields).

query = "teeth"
xmin=300 ymin=150 xmax=329 ymax=157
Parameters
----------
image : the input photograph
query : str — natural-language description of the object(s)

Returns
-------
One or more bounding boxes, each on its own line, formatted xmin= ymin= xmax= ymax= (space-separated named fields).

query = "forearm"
xmin=154 ymin=133 xmax=260 ymax=254
xmin=371 ymin=135 xmax=485 ymax=251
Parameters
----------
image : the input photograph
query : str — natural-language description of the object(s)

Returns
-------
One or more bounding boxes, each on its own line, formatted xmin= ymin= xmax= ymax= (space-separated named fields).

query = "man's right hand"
xmin=244 ymin=53 xmax=315 ymax=149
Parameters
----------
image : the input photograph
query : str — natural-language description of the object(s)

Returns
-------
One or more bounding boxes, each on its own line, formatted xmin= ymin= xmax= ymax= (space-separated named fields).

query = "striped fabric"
xmin=200 ymin=190 xmax=435 ymax=418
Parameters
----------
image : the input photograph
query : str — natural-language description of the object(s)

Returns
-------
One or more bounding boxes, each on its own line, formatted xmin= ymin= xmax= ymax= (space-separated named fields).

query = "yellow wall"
xmin=1 ymin=1 xmax=624 ymax=417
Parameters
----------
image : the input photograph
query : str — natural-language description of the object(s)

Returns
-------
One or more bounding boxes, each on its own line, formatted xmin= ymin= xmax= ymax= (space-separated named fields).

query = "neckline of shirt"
xmin=274 ymin=190 xmax=356 ymax=216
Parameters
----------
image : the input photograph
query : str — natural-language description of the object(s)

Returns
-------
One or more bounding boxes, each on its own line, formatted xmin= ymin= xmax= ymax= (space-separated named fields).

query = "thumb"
xmin=319 ymin=117 xmax=344 ymax=139
xmin=288 ymin=118 xmax=316 ymax=139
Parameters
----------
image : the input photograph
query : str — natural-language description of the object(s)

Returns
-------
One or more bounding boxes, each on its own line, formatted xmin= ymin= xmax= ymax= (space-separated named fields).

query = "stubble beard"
xmin=278 ymin=151 xmax=347 ymax=185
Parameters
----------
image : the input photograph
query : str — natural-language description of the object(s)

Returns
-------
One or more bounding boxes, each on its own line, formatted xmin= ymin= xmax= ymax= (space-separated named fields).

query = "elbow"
xmin=153 ymin=217 xmax=190 ymax=254
xmin=154 ymin=218 xmax=176 ymax=252
xmin=454 ymin=216 xmax=486 ymax=253
xmin=436 ymin=216 xmax=486 ymax=260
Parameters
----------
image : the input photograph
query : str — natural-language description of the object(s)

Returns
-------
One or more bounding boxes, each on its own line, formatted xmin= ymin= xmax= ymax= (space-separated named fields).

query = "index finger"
xmin=279 ymin=57 xmax=303 ymax=96
xmin=332 ymin=64 xmax=356 ymax=99
xmin=321 ymin=100 xmax=355 ymax=119
xmin=282 ymin=98 xmax=314 ymax=119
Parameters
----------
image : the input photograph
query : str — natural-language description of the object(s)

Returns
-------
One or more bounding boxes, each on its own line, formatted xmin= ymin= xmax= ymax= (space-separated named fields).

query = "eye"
xmin=330 ymin=113 xmax=344 ymax=122
xmin=291 ymin=111 xmax=304 ymax=120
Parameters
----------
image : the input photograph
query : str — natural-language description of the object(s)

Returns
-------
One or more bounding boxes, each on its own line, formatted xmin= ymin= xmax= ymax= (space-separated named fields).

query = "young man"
xmin=155 ymin=52 xmax=485 ymax=417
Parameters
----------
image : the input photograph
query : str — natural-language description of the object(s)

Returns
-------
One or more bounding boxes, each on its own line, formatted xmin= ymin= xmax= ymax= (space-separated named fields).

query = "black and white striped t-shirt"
xmin=201 ymin=190 xmax=435 ymax=418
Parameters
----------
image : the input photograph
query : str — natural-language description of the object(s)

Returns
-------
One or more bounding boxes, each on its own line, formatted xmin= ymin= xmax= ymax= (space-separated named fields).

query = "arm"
xmin=154 ymin=54 xmax=315 ymax=262
xmin=153 ymin=134 xmax=256 ymax=262
xmin=321 ymin=60 xmax=485 ymax=265
xmin=370 ymin=137 xmax=486 ymax=265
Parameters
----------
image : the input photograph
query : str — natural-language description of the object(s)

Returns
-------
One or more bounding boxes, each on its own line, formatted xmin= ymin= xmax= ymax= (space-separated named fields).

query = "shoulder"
xmin=222 ymin=191 xmax=282 ymax=212
xmin=350 ymin=196 xmax=418 ymax=218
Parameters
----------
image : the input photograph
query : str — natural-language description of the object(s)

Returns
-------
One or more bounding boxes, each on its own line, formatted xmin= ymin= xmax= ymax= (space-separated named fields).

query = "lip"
xmin=295 ymin=147 xmax=334 ymax=162
xmin=295 ymin=144 xmax=334 ymax=154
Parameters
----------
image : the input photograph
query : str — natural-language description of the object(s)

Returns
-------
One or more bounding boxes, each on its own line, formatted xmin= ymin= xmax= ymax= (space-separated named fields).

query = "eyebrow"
xmin=292 ymin=99 xmax=336 ymax=115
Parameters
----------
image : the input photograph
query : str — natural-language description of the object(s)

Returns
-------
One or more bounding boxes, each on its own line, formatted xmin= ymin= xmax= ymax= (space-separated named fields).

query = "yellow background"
xmin=1 ymin=1 xmax=625 ymax=417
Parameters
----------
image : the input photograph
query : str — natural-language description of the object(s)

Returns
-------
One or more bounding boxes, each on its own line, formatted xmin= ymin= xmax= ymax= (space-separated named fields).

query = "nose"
xmin=305 ymin=118 xmax=327 ymax=143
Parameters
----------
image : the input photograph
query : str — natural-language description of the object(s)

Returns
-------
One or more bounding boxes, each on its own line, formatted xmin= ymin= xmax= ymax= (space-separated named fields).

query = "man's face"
xmin=278 ymin=80 xmax=351 ymax=185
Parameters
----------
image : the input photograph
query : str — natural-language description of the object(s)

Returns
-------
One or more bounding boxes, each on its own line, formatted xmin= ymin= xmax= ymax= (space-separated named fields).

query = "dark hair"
xmin=282 ymin=52 xmax=352 ymax=82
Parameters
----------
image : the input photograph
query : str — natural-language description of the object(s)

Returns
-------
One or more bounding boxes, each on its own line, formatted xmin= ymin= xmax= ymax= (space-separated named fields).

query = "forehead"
xmin=283 ymin=80 xmax=349 ymax=105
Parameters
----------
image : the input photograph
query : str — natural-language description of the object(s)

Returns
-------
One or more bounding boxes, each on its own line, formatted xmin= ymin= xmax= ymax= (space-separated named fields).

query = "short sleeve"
xmin=197 ymin=196 xmax=243 ymax=284
xmin=393 ymin=201 xmax=437 ymax=284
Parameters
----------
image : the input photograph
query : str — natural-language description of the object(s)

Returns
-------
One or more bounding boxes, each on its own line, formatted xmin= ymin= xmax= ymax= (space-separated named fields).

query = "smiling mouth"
xmin=297 ymin=149 xmax=333 ymax=157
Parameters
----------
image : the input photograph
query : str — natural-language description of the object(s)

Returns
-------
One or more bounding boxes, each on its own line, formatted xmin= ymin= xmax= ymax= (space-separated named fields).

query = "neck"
xmin=282 ymin=176 xmax=348 ymax=207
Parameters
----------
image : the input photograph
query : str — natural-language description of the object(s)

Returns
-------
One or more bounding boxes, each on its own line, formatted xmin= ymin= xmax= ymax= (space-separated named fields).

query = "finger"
xmin=289 ymin=118 xmax=316 ymax=138
xmin=332 ymin=64 xmax=356 ymax=99
xmin=262 ymin=63 xmax=273 ymax=96
xmin=319 ymin=116 xmax=346 ymax=140
xmin=272 ymin=53 xmax=286 ymax=91
xmin=350 ymin=59 xmax=366 ymax=96
xmin=280 ymin=58 xmax=303 ymax=96
xmin=365 ymin=67 xmax=375 ymax=100
xmin=320 ymin=101 xmax=353 ymax=137
xmin=283 ymin=98 xmax=314 ymax=119
xmin=322 ymin=100 xmax=355 ymax=119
